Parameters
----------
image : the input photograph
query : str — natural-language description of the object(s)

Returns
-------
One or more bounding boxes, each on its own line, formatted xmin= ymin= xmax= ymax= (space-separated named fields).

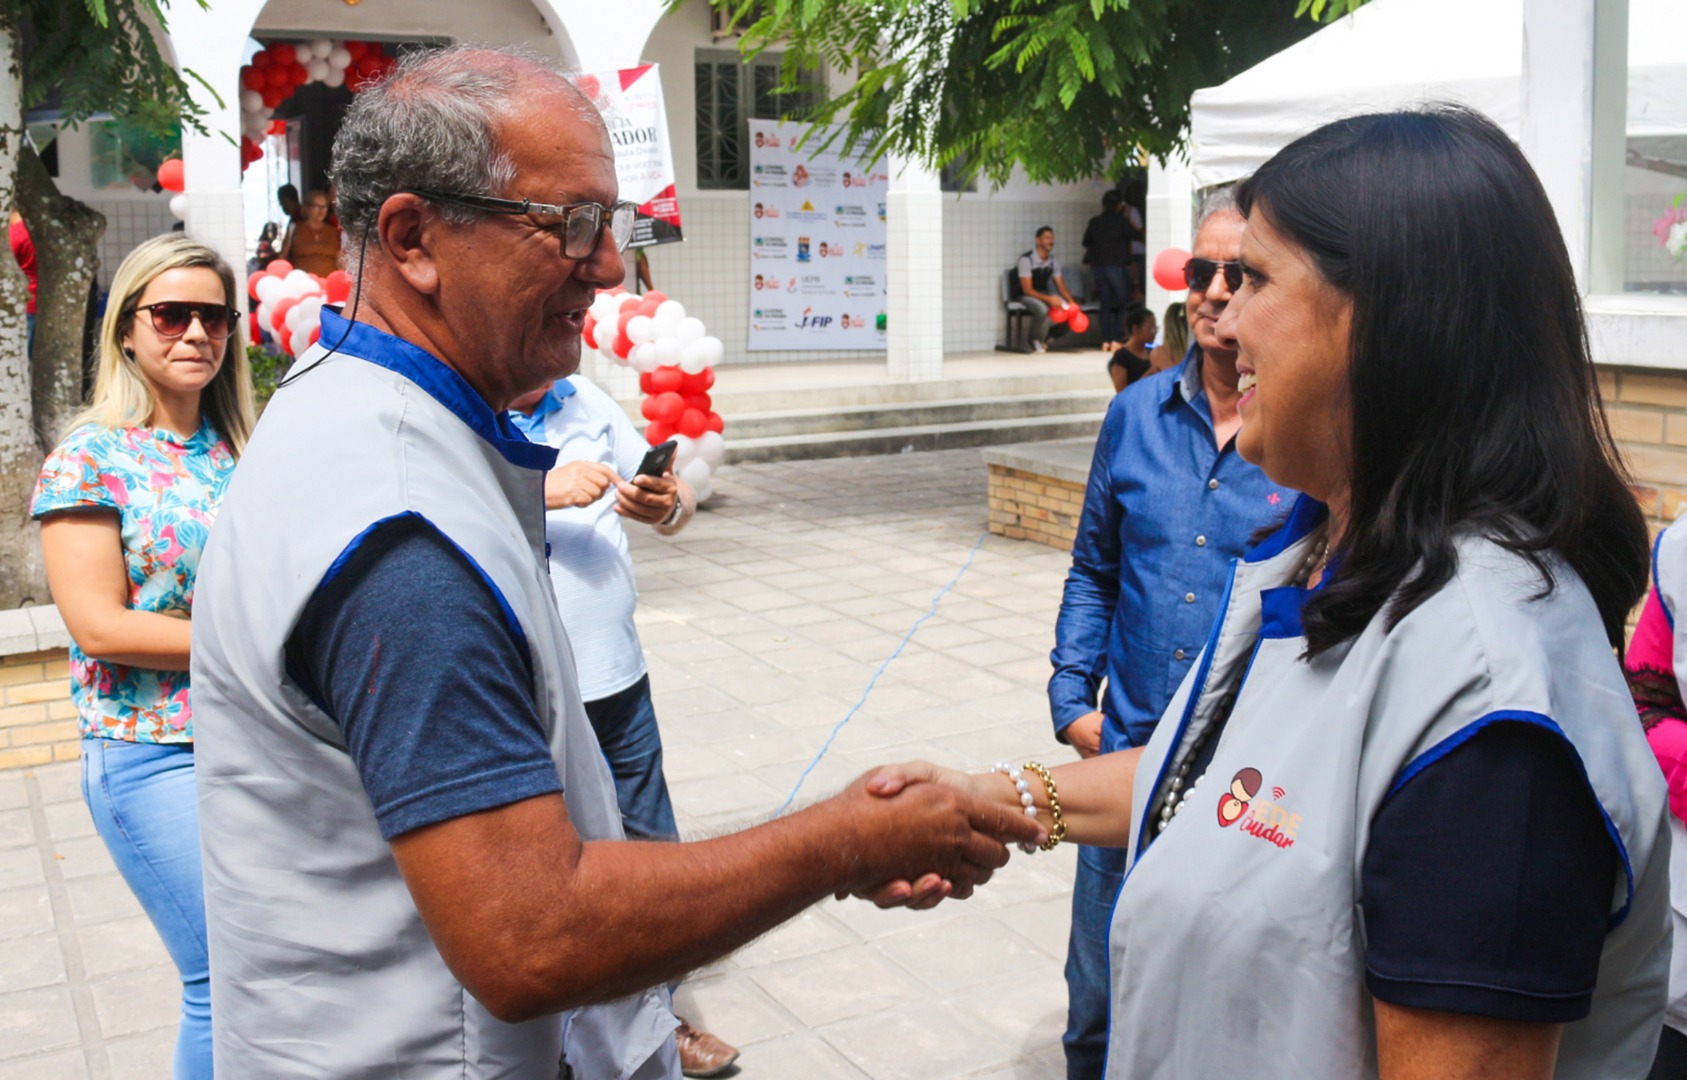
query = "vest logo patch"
xmin=1219 ymin=767 xmax=1302 ymax=849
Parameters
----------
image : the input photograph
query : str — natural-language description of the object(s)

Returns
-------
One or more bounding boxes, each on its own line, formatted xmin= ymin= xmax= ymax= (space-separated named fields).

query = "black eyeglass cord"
xmin=274 ymin=226 xmax=373 ymax=391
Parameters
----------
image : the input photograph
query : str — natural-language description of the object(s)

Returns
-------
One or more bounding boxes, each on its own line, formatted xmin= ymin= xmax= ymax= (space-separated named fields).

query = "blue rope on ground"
xmin=775 ymin=529 xmax=991 ymax=817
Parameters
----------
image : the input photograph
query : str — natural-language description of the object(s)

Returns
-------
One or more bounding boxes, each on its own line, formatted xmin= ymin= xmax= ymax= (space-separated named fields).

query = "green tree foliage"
xmin=717 ymin=0 xmax=1368 ymax=186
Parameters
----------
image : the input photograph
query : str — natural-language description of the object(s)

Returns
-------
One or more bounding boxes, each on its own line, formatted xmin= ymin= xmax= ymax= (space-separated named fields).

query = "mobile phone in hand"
xmin=637 ymin=440 xmax=678 ymax=477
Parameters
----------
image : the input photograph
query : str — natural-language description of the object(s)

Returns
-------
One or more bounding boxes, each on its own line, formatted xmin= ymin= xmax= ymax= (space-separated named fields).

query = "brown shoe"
xmin=674 ymin=1019 xmax=740 ymax=1078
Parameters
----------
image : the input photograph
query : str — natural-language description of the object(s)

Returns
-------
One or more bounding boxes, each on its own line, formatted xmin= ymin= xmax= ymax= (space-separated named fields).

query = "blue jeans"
xmin=1092 ymin=265 xmax=1128 ymax=343
xmin=1064 ymin=843 xmax=1128 ymax=1080
xmin=583 ymin=675 xmax=679 ymax=842
xmin=81 ymin=739 xmax=212 ymax=1079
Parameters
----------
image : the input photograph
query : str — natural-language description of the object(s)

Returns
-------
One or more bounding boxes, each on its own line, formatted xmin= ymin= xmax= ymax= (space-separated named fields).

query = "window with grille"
xmin=695 ymin=50 xmax=818 ymax=190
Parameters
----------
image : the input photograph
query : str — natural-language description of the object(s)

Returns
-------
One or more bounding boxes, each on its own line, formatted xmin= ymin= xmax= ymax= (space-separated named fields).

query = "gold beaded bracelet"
xmin=1022 ymin=761 xmax=1067 ymax=851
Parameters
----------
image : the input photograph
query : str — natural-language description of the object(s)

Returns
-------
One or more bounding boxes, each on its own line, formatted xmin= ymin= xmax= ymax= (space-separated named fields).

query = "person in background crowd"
xmin=279 ymin=188 xmax=341 ymax=277
xmin=1106 ymin=307 xmax=1156 ymax=393
xmin=508 ymin=374 xmax=738 ymax=1078
xmin=251 ymin=222 xmax=281 ymax=272
xmin=635 ymin=247 xmax=653 ymax=293
xmin=9 ymin=209 xmax=37 ymax=352
xmin=879 ymin=104 xmax=1668 ymax=1080
xmin=1082 ymin=191 xmax=1133 ymax=354
xmin=1046 ymin=185 xmax=1285 ymax=1079
xmin=1623 ymin=518 xmax=1687 ymax=1080
xmin=1017 ymin=225 xmax=1077 ymax=354
xmin=190 ymin=45 xmax=1038 ymax=1078
xmin=276 ymin=183 xmax=302 ymax=254
xmin=1147 ymin=300 xmax=1188 ymax=374
xmin=32 ymin=233 xmax=256 ymax=1080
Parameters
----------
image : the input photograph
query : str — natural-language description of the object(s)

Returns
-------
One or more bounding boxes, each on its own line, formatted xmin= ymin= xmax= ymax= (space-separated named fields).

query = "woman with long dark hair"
xmin=871 ymin=106 xmax=1668 ymax=1077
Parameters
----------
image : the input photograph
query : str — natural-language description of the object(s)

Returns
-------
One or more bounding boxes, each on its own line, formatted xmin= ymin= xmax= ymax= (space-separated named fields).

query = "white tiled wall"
xmin=941 ymin=196 xmax=1101 ymax=353
xmin=87 ymin=198 xmax=178 ymax=291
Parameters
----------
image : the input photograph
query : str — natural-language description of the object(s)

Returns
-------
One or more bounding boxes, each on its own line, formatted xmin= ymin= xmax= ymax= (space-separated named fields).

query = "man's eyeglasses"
xmin=1184 ymin=258 xmax=1244 ymax=293
xmin=407 ymin=189 xmax=638 ymax=259
xmin=136 ymin=302 xmax=240 ymax=342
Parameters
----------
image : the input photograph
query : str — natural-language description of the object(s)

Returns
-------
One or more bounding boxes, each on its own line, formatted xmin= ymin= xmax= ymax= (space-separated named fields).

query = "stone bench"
xmin=981 ymin=438 xmax=1095 ymax=551
xmin=0 ymin=606 xmax=79 ymax=770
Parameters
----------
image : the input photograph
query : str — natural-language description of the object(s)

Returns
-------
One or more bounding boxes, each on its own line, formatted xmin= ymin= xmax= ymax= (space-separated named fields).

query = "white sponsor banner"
xmin=747 ymin=119 xmax=887 ymax=351
xmin=571 ymin=65 xmax=683 ymax=247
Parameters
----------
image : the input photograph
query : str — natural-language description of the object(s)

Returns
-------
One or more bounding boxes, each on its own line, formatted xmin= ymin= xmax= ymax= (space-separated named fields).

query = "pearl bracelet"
xmin=991 ymin=761 xmax=1049 ymax=854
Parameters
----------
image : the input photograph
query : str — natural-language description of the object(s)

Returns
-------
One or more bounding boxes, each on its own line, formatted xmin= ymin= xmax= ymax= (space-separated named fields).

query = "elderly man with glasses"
xmin=190 ymin=46 xmax=1039 ymax=1080
xmin=1046 ymin=186 xmax=1296 ymax=1079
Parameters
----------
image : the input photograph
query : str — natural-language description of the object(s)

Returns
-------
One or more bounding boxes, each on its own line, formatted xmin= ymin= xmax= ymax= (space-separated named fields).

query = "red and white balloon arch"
xmin=237 ymin=39 xmax=397 ymax=171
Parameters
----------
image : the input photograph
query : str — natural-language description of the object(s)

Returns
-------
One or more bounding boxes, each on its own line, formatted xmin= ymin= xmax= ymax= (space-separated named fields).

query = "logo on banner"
xmin=796 ymin=307 xmax=833 ymax=330
xmin=752 ymin=202 xmax=780 ymax=220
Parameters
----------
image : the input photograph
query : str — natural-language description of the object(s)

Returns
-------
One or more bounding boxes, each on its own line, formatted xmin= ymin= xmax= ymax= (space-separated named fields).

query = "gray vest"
xmin=192 ymin=339 xmax=675 ymax=1079
xmin=1106 ymin=511 xmax=1670 ymax=1078
xmin=1650 ymin=520 xmax=1687 ymax=1035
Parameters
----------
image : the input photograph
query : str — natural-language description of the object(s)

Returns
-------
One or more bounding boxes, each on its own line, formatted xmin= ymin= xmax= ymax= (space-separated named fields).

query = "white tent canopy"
xmin=1188 ymin=0 xmax=1687 ymax=189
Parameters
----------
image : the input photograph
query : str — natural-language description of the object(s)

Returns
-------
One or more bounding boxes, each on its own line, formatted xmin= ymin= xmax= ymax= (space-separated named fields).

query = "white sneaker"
xmin=1031 ymin=339 xmax=1048 ymax=353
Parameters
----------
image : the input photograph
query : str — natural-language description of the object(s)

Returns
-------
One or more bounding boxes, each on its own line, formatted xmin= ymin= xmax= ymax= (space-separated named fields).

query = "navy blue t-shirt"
xmin=284 ymin=515 xmax=562 ymax=840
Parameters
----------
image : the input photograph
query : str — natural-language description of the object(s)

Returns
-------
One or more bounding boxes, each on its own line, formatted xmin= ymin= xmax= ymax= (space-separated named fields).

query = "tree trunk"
xmin=0 ymin=14 xmax=48 ymax=608
xmin=16 ymin=144 xmax=103 ymax=452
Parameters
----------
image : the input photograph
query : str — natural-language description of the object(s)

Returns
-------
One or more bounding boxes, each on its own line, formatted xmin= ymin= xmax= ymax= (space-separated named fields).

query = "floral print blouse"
xmin=31 ymin=422 xmax=235 ymax=743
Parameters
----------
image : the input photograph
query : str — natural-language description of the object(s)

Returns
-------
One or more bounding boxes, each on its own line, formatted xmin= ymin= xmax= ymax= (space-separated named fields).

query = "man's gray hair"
xmin=330 ymin=44 xmax=591 ymax=245
xmin=1196 ymin=185 xmax=1241 ymax=229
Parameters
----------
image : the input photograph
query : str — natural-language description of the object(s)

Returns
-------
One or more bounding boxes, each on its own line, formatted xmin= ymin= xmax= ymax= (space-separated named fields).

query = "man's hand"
xmin=1063 ymin=712 xmax=1105 ymax=759
xmin=544 ymin=461 xmax=619 ymax=510
xmin=829 ymin=768 xmax=1042 ymax=908
xmin=613 ymin=471 xmax=679 ymax=526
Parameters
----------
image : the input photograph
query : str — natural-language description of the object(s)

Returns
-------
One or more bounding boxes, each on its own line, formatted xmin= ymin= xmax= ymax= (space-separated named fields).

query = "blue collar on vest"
xmin=318 ymin=308 xmax=559 ymax=471
xmin=1244 ymin=492 xmax=1327 ymax=564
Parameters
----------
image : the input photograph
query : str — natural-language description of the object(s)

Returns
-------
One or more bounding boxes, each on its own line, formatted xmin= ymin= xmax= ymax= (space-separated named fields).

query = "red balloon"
xmin=355 ymin=55 xmax=383 ymax=79
xmin=677 ymin=409 xmax=708 ymax=439
xmin=650 ymin=366 xmax=685 ymax=394
xmin=638 ymin=371 xmax=656 ymax=395
xmin=241 ymin=66 xmax=266 ymax=91
xmin=646 ymin=420 xmax=674 ymax=446
xmin=643 ymin=291 xmax=668 ymax=306
xmin=308 ymin=325 xmax=321 ymax=346
xmin=247 ymin=270 xmax=268 ymax=300
xmin=290 ymin=63 xmax=310 ymax=85
xmin=640 ymin=395 xmax=660 ymax=421
xmin=680 ymin=368 xmax=715 ymax=394
xmin=267 ymin=64 xmax=292 ymax=88
xmin=365 ymin=41 xmax=386 ymax=58
xmin=267 ymin=259 xmax=294 ymax=277
xmin=1153 ymin=248 xmax=1192 ymax=292
xmin=261 ymin=87 xmax=285 ymax=108
xmin=346 ymin=40 xmax=369 ymax=60
xmin=344 ymin=71 xmax=366 ymax=94
xmin=271 ymin=296 xmax=299 ymax=333
xmin=252 ymin=49 xmax=273 ymax=68
xmin=1047 ymin=304 xmax=1070 ymax=325
xmin=582 ymin=314 xmax=597 ymax=349
xmin=1069 ymin=310 xmax=1091 ymax=335
xmin=637 ymin=299 xmax=661 ymax=318
xmin=156 ymin=158 xmax=185 ymax=193
xmin=683 ymin=392 xmax=712 ymax=414
xmin=323 ymin=270 xmax=353 ymax=304
xmin=704 ymin=412 xmax=725 ymax=434
xmin=265 ymin=43 xmax=294 ymax=66
xmin=249 ymin=311 xmax=262 ymax=341
xmin=613 ymin=332 xmax=633 ymax=359
xmin=652 ymin=392 xmax=685 ymax=424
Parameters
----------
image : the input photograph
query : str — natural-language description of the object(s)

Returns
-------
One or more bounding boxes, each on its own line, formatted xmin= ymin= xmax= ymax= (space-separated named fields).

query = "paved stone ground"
xmin=0 ymin=448 xmax=1082 ymax=1079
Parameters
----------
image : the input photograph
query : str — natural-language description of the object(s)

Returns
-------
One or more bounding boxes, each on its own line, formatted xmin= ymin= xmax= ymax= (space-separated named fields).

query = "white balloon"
xmin=310 ymin=38 xmax=333 ymax=59
xmin=690 ymin=475 xmax=715 ymax=505
xmin=295 ymin=296 xmax=325 ymax=321
xmin=697 ymin=431 xmax=726 ymax=469
xmin=168 ymin=194 xmax=187 ymax=221
xmin=590 ymin=294 xmax=620 ymax=321
xmin=293 ymin=43 xmax=313 ymax=64
xmin=256 ymin=304 xmax=274 ymax=337
xmin=284 ymin=269 xmax=314 ymax=291
xmin=678 ymin=342 xmax=710 ymax=375
xmin=306 ymin=58 xmax=329 ymax=82
xmin=255 ymin=276 xmax=285 ymax=306
xmin=652 ymin=336 xmax=682 ymax=368
xmin=284 ymin=277 xmax=318 ymax=300
xmin=322 ymin=66 xmax=346 ymax=89
xmin=240 ymin=89 xmax=264 ymax=111
xmin=285 ymin=302 xmax=311 ymax=332
xmin=328 ymin=47 xmax=353 ymax=70
xmin=698 ymin=336 xmax=725 ymax=367
xmin=671 ymin=434 xmax=700 ymax=472
xmin=289 ymin=323 xmax=313 ymax=357
xmin=654 ymin=300 xmax=686 ymax=324
xmin=626 ymin=315 xmax=656 ymax=346
xmin=602 ymin=339 xmax=627 ymax=366
xmin=679 ymin=457 xmax=712 ymax=489
xmin=676 ymin=317 xmax=706 ymax=342
xmin=630 ymin=347 xmax=661 ymax=374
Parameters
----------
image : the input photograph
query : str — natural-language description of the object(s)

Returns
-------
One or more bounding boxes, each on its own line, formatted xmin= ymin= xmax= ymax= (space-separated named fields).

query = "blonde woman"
xmin=32 ymin=233 xmax=254 ymax=1080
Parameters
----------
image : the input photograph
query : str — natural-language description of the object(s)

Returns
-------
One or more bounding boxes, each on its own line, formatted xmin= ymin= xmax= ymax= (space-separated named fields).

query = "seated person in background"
xmin=1017 ymin=226 xmax=1077 ymax=353
xmin=1107 ymin=307 xmax=1157 ymax=393
xmin=1147 ymin=301 xmax=1188 ymax=374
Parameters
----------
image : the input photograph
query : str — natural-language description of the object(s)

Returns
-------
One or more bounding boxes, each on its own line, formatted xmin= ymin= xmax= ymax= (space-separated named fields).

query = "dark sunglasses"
xmin=407 ymin=189 xmax=637 ymax=260
xmin=136 ymin=301 xmax=240 ymax=342
xmin=1183 ymin=258 xmax=1244 ymax=293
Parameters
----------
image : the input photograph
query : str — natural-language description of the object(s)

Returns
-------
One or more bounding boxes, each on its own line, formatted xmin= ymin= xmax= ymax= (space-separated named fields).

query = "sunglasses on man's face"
xmin=136 ymin=301 xmax=240 ymax=342
xmin=1183 ymin=258 xmax=1244 ymax=293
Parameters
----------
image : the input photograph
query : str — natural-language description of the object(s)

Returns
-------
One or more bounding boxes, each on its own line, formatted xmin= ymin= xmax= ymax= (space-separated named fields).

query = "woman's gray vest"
xmin=191 ymin=339 xmax=675 ymax=1078
xmin=1650 ymin=519 xmax=1687 ymax=1036
xmin=1106 ymin=505 xmax=1671 ymax=1078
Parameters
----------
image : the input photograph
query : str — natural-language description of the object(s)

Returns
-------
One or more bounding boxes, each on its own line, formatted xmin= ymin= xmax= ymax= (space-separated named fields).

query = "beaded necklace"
xmin=1152 ymin=525 xmax=1330 ymax=837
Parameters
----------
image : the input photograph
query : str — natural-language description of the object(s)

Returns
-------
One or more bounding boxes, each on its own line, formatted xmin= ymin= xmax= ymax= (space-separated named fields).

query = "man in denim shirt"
xmin=1048 ymin=188 xmax=1292 ymax=1079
